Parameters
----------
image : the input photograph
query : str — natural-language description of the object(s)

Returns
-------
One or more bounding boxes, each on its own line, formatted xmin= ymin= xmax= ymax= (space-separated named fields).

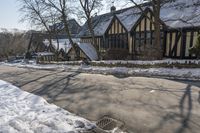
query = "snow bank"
xmin=0 ymin=80 xmax=95 ymax=133
xmin=2 ymin=61 xmax=61 ymax=70
xmin=1 ymin=61 xmax=200 ymax=80
xmin=92 ymin=59 xmax=200 ymax=65
xmin=76 ymin=66 xmax=200 ymax=80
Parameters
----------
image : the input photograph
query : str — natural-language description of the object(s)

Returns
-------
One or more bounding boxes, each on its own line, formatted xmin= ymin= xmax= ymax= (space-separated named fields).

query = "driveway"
xmin=0 ymin=65 xmax=200 ymax=133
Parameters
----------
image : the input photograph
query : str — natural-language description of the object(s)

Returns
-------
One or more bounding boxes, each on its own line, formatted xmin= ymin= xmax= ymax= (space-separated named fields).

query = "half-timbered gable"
xmin=115 ymin=5 xmax=148 ymax=56
xmin=130 ymin=8 xmax=166 ymax=59
xmin=79 ymin=13 xmax=114 ymax=52
xmin=78 ymin=0 xmax=200 ymax=60
xmin=78 ymin=3 xmax=149 ymax=59
xmin=105 ymin=16 xmax=128 ymax=50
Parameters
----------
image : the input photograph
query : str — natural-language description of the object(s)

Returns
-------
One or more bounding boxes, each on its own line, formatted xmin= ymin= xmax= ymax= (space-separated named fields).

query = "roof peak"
xmin=94 ymin=2 xmax=151 ymax=18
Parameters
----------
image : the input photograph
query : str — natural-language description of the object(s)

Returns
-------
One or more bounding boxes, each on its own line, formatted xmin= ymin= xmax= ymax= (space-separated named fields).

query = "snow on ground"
xmin=92 ymin=59 xmax=200 ymax=65
xmin=1 ymin=60 xmax=200 ymax=80
xmin=0 ymin=80 xmax=95 ymax=133
xmin=82 ymin=66 xmax=200 ymax=79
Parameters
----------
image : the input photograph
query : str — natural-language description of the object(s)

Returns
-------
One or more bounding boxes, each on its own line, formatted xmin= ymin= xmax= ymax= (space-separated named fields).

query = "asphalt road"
xmin=0 ymin=65 xmax=200 ymax=133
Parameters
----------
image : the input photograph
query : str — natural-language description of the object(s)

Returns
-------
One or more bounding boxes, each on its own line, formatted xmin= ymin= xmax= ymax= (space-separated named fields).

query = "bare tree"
xmin=78 ymin=0 xmax=103 ymax=59
xmin=0 ymin=30 xmax=29 ymax=60
xmin=19 ymin=0 xmax=55 ymax=48
xmin=41 ymin=0 xmax=80 ymax=59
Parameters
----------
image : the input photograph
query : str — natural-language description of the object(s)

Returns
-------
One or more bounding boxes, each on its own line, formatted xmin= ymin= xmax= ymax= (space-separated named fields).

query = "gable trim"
xmin=105 ymin=15 xmax=128 ymax=35
xmin=130 ymin=7 xmax=166 ymax=32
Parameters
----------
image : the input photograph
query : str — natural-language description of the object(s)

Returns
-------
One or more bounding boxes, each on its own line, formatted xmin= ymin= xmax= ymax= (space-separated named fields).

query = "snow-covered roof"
xmin=50 ymin=19 xmax=81 ymax=37
xmin=77 ymin=42 xmax=98 ymax=61
xmin=79 ymin=0 xmax=200 ymax=37
xmin=43 ymin=38 xmax=80 ymax=54
xmin=78 ymin=3 xmax=150 ymax=37
xmin=78 ymin=15 xmax=114 ymax=37
xmin=161 ymin=0 xmax=200 ymax=28
xmin=36 ymin=52 xmax=54 ymax=56
xmin=116 ymin=8 xmax=143 ymax=31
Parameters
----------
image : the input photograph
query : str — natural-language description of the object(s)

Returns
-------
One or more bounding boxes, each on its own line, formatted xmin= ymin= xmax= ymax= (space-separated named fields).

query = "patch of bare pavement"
xmin=0 ymin=65 xmax=200 ymax=133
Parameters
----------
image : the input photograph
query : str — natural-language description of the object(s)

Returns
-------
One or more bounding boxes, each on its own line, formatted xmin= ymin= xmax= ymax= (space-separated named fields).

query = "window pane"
xmin=141 ymin=32 xmax=145 ymax=39
xmin=141 ymin=39 xmax=145 ymax=45
xmin=152 ymin=31 xmax=155 ymax=38
xmin=135 ymin=33 xmax=140 ymax=38
xmin=152 ymin=39 xmax=155 ymax=45
xmin=146 ymin=39 xmax=151 ymax=45
xmin=160 ymin=32 xmax=164 ymax=38
xmin=146 ymin=32 xmax=151 ymax=39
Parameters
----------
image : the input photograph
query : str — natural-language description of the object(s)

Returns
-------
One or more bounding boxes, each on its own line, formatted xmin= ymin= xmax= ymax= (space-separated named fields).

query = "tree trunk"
xmin=154 ymin=18 xmax=163 ymax=59
xmin=56 ymin=36 xmax=59 ymax=51
xmin=61 ymin=12 xmax=80 ymax=60
xmin=153 ymin=0 xmax=163 ymax=59
xmin=87 ymin=17 xmax=100 ymax=60
xmin=48 ymin=34 xmax=52 ymax=52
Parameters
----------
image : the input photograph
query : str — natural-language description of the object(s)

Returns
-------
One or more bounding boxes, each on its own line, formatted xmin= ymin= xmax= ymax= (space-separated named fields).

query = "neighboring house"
xmin=26 ymin=19 xmax=83 ymax=61
xmin=79 ymin=0 xmax=200 ymax=60
xmin=48 ymin=19 xmax=98 ymax=61
xmin=43 ymin=19 xmax=82 ymax=60
xmin=26 ymin=31 xmax=51 ymax=59
xmin=50 ymin=19 xmax=81 ymax=38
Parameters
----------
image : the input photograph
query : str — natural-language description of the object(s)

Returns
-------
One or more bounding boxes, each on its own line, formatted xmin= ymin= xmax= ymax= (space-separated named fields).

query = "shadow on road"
xmin=176 ymin=85 xmax=192 ymax=133
xmin=18 ymin=70 xmax=65 ymax=88
xmin=31 ymin=71 xmax=82 ymax=102
xmin=1 ymin=67 xmax=200 ymax=132
xmin=150 ymin=84 xmax=200 ymax=133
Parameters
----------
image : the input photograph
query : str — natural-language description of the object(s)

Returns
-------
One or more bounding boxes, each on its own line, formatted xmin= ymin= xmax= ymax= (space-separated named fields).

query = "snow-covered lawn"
xmin=0 ymin=80 xmax=95 ymax=133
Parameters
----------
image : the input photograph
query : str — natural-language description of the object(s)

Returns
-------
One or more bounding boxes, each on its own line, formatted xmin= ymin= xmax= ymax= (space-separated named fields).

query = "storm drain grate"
xmin=96 ymin=116 xmax=124 ymax=130
xmin=83 ymin=116 xmax=125 ymax=133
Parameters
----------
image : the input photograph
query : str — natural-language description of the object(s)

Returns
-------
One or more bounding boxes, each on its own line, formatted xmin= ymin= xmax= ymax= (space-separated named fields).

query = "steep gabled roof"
xmin=50 ymin=19 xmax=81 ymax=37
xmin=77 ymin=42 xmax=98 ymax=61
xmin=78 ymin=3 xmax=150 ymax=37
xmin=79 ymin=0 xmax=200 ymax=37
xmin=105 ymin=15 xmax=128 ymax=34
xmin=115 ymin=6 xmax=146 ymax=32
xmin=161 ymin=0 xmax=200 ymax=28
xmin=78 ymin=14 xmax=114 ymax=37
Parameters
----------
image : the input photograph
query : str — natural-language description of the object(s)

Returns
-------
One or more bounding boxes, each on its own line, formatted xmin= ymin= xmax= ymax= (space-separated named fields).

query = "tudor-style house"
xmin=78 ymin=0 xmax=200 ymax=60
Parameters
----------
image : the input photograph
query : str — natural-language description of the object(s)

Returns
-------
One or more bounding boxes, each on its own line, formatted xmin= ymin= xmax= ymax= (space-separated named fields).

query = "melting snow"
xmin=1 ymin=59 xmax=200 ymax=80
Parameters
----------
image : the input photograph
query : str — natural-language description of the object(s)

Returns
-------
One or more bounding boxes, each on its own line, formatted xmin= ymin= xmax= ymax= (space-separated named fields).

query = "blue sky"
xmin=0 ymin=0 xmax=29 ymax=30
xmin=0 ymin=0 xmax=131 ymax=30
